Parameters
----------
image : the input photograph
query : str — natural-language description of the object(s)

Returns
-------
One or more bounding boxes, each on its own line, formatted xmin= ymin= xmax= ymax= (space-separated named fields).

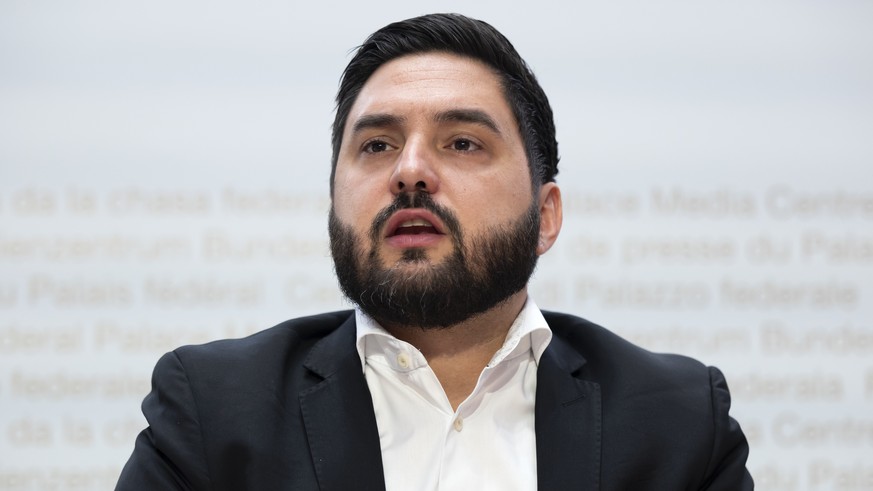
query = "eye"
xmin=363 ymin=139 xmax=392 ymax=154
xmin=450 ymin=138 xmax=480 ymax=152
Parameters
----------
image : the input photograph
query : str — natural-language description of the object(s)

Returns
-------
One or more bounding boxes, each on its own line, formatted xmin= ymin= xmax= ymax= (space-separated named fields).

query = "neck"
xmin=380 ymin=289 xmax=529 ymax=410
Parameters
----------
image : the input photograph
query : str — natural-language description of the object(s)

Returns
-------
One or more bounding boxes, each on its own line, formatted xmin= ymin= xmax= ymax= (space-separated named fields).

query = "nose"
xmin=389 ymin=140 xmax=440 ymax=195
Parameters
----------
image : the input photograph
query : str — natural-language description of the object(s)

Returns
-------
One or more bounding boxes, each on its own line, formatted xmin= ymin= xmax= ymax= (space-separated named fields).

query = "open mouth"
xmin=391 ymin=218 xmax=439 ymax=236
xmin=384 ymin=210 xmax=446 ymax=246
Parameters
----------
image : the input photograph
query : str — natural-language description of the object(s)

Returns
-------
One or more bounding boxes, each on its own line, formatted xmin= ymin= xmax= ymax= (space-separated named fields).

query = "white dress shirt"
xmin=355 ymin=298 xmax=553 ymax=491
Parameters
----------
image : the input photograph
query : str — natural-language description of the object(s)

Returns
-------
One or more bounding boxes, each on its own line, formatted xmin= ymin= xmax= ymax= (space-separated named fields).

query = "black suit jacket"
xmin=116 ymin=311 xmax=753 ymax=490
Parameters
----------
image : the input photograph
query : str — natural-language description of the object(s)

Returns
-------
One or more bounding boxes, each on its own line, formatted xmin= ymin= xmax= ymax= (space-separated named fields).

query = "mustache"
xmin=368 ymin=192 xmax=462 ymax=244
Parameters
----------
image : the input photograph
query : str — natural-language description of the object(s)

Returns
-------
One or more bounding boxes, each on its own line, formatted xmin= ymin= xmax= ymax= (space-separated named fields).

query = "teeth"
xmin=398 ymin=219 xmax=433 ymax=228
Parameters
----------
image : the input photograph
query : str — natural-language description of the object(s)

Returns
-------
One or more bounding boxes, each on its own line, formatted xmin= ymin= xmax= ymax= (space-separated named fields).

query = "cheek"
xmin=333 ymin=164 xmax=390 ymax=212
xmin=331 ymin=168 xmax=354 ymax=205
xmin=332 ymin=200 xmax=372 ymax=238
xmin=454 ymin=172 xmax=532 ymax=223
xmin=332 ymin=174 xmax=374 ymax=226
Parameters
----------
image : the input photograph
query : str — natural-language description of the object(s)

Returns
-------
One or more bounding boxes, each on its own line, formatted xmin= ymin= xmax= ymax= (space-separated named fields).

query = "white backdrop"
xmin=1 ymin=1 xmax=872 ymax=489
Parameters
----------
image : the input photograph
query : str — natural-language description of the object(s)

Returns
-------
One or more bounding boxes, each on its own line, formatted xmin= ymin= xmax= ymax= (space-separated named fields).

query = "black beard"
xmin=328 ymin=192 xmax=540 ymax=329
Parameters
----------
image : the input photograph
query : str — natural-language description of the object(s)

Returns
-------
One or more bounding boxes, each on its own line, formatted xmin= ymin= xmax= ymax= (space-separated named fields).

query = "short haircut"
xmin=330 ymin=13 xmax=559 ymax=193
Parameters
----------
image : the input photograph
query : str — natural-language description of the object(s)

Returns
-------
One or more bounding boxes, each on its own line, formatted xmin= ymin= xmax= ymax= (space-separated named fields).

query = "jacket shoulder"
xmin=543 ymin=310 xmax=709 ymax=385
xmin=542 ymin=311 xmax=752 ymax=489
xmin=166 ymin=310 xmax=355 ymax=392
xmin=121 ymin=310 xmax=358 ymax=490
xmin=174 ymin=310 xmax=353 ymax=362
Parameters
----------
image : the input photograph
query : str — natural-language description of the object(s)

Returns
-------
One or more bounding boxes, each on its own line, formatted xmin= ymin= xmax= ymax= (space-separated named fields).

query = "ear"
xmin=536 ymin=182 xmax=562 ymax=255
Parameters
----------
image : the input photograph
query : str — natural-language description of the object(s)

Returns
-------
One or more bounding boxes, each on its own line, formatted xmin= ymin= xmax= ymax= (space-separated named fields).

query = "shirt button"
xmin=396 ymin=353 xmax=410 ymax=369
xmin=453 ymin=417 xmax=463 ymax=432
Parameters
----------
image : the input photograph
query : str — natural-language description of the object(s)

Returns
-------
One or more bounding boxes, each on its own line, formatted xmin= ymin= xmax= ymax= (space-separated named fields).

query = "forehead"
xmin=343 ymin=52 xmax=518 ymax=135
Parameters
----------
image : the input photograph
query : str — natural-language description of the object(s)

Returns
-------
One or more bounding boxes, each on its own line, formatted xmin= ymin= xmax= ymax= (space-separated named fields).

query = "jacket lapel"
xmin=536 ymin=335 xmax=602 ymax=490
xmin=300 ymin=315 xmax=386 ymax=491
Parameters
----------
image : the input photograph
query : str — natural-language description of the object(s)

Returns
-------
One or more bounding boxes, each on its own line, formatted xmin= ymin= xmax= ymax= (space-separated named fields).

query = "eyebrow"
xmin=351 ymin=113 xmax=406 ymax=135
xmin=350 ymin=109 xmax=502 ymax=137
xmin=435 ymin=109 xmax=501 ymax=135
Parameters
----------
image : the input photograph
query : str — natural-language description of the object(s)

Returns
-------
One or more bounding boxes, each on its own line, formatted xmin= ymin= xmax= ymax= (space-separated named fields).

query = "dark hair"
xmin=330 ymin=13 xmax=559 ymax=192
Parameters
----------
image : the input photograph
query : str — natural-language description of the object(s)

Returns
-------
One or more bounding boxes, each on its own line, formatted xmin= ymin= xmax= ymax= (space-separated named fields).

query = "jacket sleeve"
xmin=699 ymin=366 xmax=754 ymax=490
xmin=115 ymin=351 xmax=213 ymax=491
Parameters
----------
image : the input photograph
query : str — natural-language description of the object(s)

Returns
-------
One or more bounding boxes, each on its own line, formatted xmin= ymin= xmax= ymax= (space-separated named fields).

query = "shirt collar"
xmin=355 ymin=297 xmax=553 ymax=370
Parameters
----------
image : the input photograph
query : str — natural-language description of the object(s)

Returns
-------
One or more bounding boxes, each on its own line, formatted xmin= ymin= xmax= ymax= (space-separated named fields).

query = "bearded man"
xmin=117 ymin=13 xmax=753 ymax=491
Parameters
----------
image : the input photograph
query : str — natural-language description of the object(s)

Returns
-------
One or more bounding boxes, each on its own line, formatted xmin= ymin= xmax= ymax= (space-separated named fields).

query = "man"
xmin=117 ymin=13 xmax=753 ymax=490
